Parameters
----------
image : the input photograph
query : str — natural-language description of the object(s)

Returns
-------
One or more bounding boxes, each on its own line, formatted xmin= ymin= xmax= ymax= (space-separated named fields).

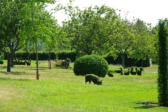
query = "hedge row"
xmin=4 ymin=52 xmax=150 ymax=67
xmin=4 ymin=52 xmax=76 ymax=62
xmin=105 ymin=55 xmax=150 ymax=67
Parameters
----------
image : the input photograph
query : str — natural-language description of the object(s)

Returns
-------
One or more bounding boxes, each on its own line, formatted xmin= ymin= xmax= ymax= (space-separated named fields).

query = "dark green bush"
xmin=74 ymin=55 xmax=108 ymax=77
xmin=120 ymin=67 xmax=124 ymax=75
xmin=108 ymin=69 xmax=113 ymax=74
xmin=0 ymin=60 xmax=3 ymax=64
xmin=66 ymin=58 xmax=71 ymax=63
xmin=123 ymin=68 xmax=130 ymax=75
xmin=104 ymin=55 xmax=150 ymax=67
xmin=130 ymin=67 xmax=137 ymax=75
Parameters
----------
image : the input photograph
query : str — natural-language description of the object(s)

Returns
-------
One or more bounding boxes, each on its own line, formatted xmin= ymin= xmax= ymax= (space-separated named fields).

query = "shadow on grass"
xmin=28 ymin=66 xmax=49 ymax=70
xmin=0 ymin=77 xmax=32 ymax=81
xmin=134 ymin=105 xmax=157 ymax=109
xmin=0 ymin=71 xmax=26 ymax=75
xmin=0 ymin=65 xmax=7 ymax=69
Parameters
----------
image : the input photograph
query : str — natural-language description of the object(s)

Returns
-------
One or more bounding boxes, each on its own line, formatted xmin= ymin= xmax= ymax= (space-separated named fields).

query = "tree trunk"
xmin=10 ymin=51 xmax=14 ymax=67
xmin=7 ymin=53 xmax=11 ymax=72
xmin=35 ymin=39 xmax=39 ymax=80
xmin=121 ymin=54 xmax=125 ymax=68
xmin=48 ymin=53 xmax=51 ymax=69
xmin=149 ymin=58 xmax=152 ymax=67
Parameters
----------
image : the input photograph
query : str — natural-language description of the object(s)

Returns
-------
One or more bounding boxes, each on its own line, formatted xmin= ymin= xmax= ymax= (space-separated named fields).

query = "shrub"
xmin=104 ymin=55 xmax=150 ymax=67
xmin=137 ymin=68 xmax=142 ymax=76
xmin=124 ymin=68 xmax=130 ymax=75
xmin=108 ymin=69 xmax=113 ymax=74
xmin=74 ymin=55 xmax=108 ymax=77
xmin=130 ymin=67 xmax=137 ymax=75
xmin=120 ymin=67 xmax=124 ymax=75
xmin=66 ymin=58 xmax=71 ymax=63
xmin=0 ymin=60 xmax=3 ymax=64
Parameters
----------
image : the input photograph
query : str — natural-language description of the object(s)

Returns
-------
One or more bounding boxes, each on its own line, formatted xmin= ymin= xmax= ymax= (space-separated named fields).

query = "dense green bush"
xmin=0 ymin=60 xmax=3 ymax=64
xmin=74 ymin=55 xmax=108 ymax=77
xmin=66 ymin=58 xmax=71 ymax=63
xmin=105 ymin=55 xmax=150 ymax=67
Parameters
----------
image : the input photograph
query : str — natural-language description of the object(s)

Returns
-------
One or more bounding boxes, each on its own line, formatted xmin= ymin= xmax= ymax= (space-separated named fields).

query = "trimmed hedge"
xmin=4 ymin=52 xmax=76 ymax=62
xmin=74 ymin=55 xmax=108 ymax=77
xmin=105 ymin=55 xmax=150 ymax=67
xmin=4 ymin=51 xmax=150 ymax=67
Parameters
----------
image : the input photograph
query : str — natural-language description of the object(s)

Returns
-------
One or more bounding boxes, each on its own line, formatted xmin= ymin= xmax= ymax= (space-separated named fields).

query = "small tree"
xmin=158 ymin=19 xmax=168 ymax=106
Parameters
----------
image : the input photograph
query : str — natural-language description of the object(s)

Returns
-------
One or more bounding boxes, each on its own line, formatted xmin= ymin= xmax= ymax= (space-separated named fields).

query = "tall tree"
xmin=0 ymin=1 xmax=27 ymax=72
xmin=131 ymin=19 xmax=156 ymax=64
xmin=26 ymin=0 xmax=56 ymax=80
xmin=64 ymin=6 xmax=120 ymax=55
xmin=109 ymin=20 xmax=135 ymax=68
xmin=158 ymin=19 xmax=168 ymax=106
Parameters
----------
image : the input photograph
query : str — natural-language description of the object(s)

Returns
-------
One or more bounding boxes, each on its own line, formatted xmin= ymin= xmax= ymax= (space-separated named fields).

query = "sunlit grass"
xmin=0 ymin=61 xmax=167 ymax=112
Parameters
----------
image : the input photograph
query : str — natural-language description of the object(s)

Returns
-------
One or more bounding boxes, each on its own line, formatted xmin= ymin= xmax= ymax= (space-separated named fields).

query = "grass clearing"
xmin=0 ymin=61 xmax=168 ymax=112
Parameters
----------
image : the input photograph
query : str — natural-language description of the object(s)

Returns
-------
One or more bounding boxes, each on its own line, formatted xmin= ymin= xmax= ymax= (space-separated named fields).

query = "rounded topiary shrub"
xmin=74 ymin=55 xmax=108 ymax=77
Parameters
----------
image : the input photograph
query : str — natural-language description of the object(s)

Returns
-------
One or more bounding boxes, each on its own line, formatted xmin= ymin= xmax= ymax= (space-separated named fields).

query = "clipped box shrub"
xmin=74 ymin=55 xmax=108 ymax=77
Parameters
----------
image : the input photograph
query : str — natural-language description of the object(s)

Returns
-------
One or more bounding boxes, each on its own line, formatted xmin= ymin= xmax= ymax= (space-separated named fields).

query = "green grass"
xmin=0 ymin=61 xmax=168 ymax=112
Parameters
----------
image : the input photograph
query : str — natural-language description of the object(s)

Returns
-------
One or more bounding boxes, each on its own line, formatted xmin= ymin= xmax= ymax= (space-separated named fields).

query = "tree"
xmin=109 ymin=20 xmax=135 ymax=68
xmin=158 ymin=19 xmax=168 ymax=106
xmin=64 ymin=6 xmax=120 ymax=55
xmin=26 ymin=1 xmax=57 ymax=80
xmin=131 ymin=19 xmax=156 ymax=65
xmin=0 ymin=1 xmax=27 ymax=72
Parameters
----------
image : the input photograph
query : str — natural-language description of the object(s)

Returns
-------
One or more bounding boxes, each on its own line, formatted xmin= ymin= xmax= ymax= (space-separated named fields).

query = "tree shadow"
xmin=134 ymin=105 xmax=157 ymax=109
xmin=0 ymin=71 xmax=26 ymax=75
xmin=0 ymin=77 xmax=32 ymax=81
xmin=0 ymin=66 xmax=7 ymax=69
xmin=28 ymin=66 xmax=49 ymax=70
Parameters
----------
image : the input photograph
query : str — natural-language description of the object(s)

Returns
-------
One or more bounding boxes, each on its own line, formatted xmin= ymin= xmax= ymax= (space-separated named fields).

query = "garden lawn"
xmin=0 ymin=61 xmax=168 ymax=112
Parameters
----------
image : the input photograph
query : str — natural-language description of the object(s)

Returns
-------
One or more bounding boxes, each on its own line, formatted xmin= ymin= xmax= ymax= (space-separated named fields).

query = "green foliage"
xmin=104 ymin=55 xmax=150 ymax=67
xmin=0 ymin=53 xmax=4 ymax=60
xmin=131 ymin=19 xmax=157 ymax=60
xmin=130 ymin=67 xmax=137 ymax=75
xmin=120 ymin=67 xmax=124 ymax=75
xmin=74 ymin=55 xmax=108 ymax=77
xmin=64 ymin=5 xmax=120 ymax=55
xmin=0 ymin=60 xmax=3 ymax=64
xmin=158 ymin=19 xmax=168 ymax=106
xmin=66 ymin=58 xmax=71 ymax=63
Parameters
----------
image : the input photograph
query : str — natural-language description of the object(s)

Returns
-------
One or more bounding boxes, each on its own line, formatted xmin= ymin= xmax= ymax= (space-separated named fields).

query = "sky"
xmin=48 ymin=0 xmax=168 ymax=26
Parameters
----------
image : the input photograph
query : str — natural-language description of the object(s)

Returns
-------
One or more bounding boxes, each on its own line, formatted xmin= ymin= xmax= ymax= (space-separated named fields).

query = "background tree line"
xmin=0 ymin=0 xmax=158 ymax=76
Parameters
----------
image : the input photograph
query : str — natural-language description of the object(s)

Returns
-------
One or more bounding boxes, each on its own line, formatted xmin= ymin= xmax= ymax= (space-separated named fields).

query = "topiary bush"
xmin=74 ymin=55 xmax=108 ymax=77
